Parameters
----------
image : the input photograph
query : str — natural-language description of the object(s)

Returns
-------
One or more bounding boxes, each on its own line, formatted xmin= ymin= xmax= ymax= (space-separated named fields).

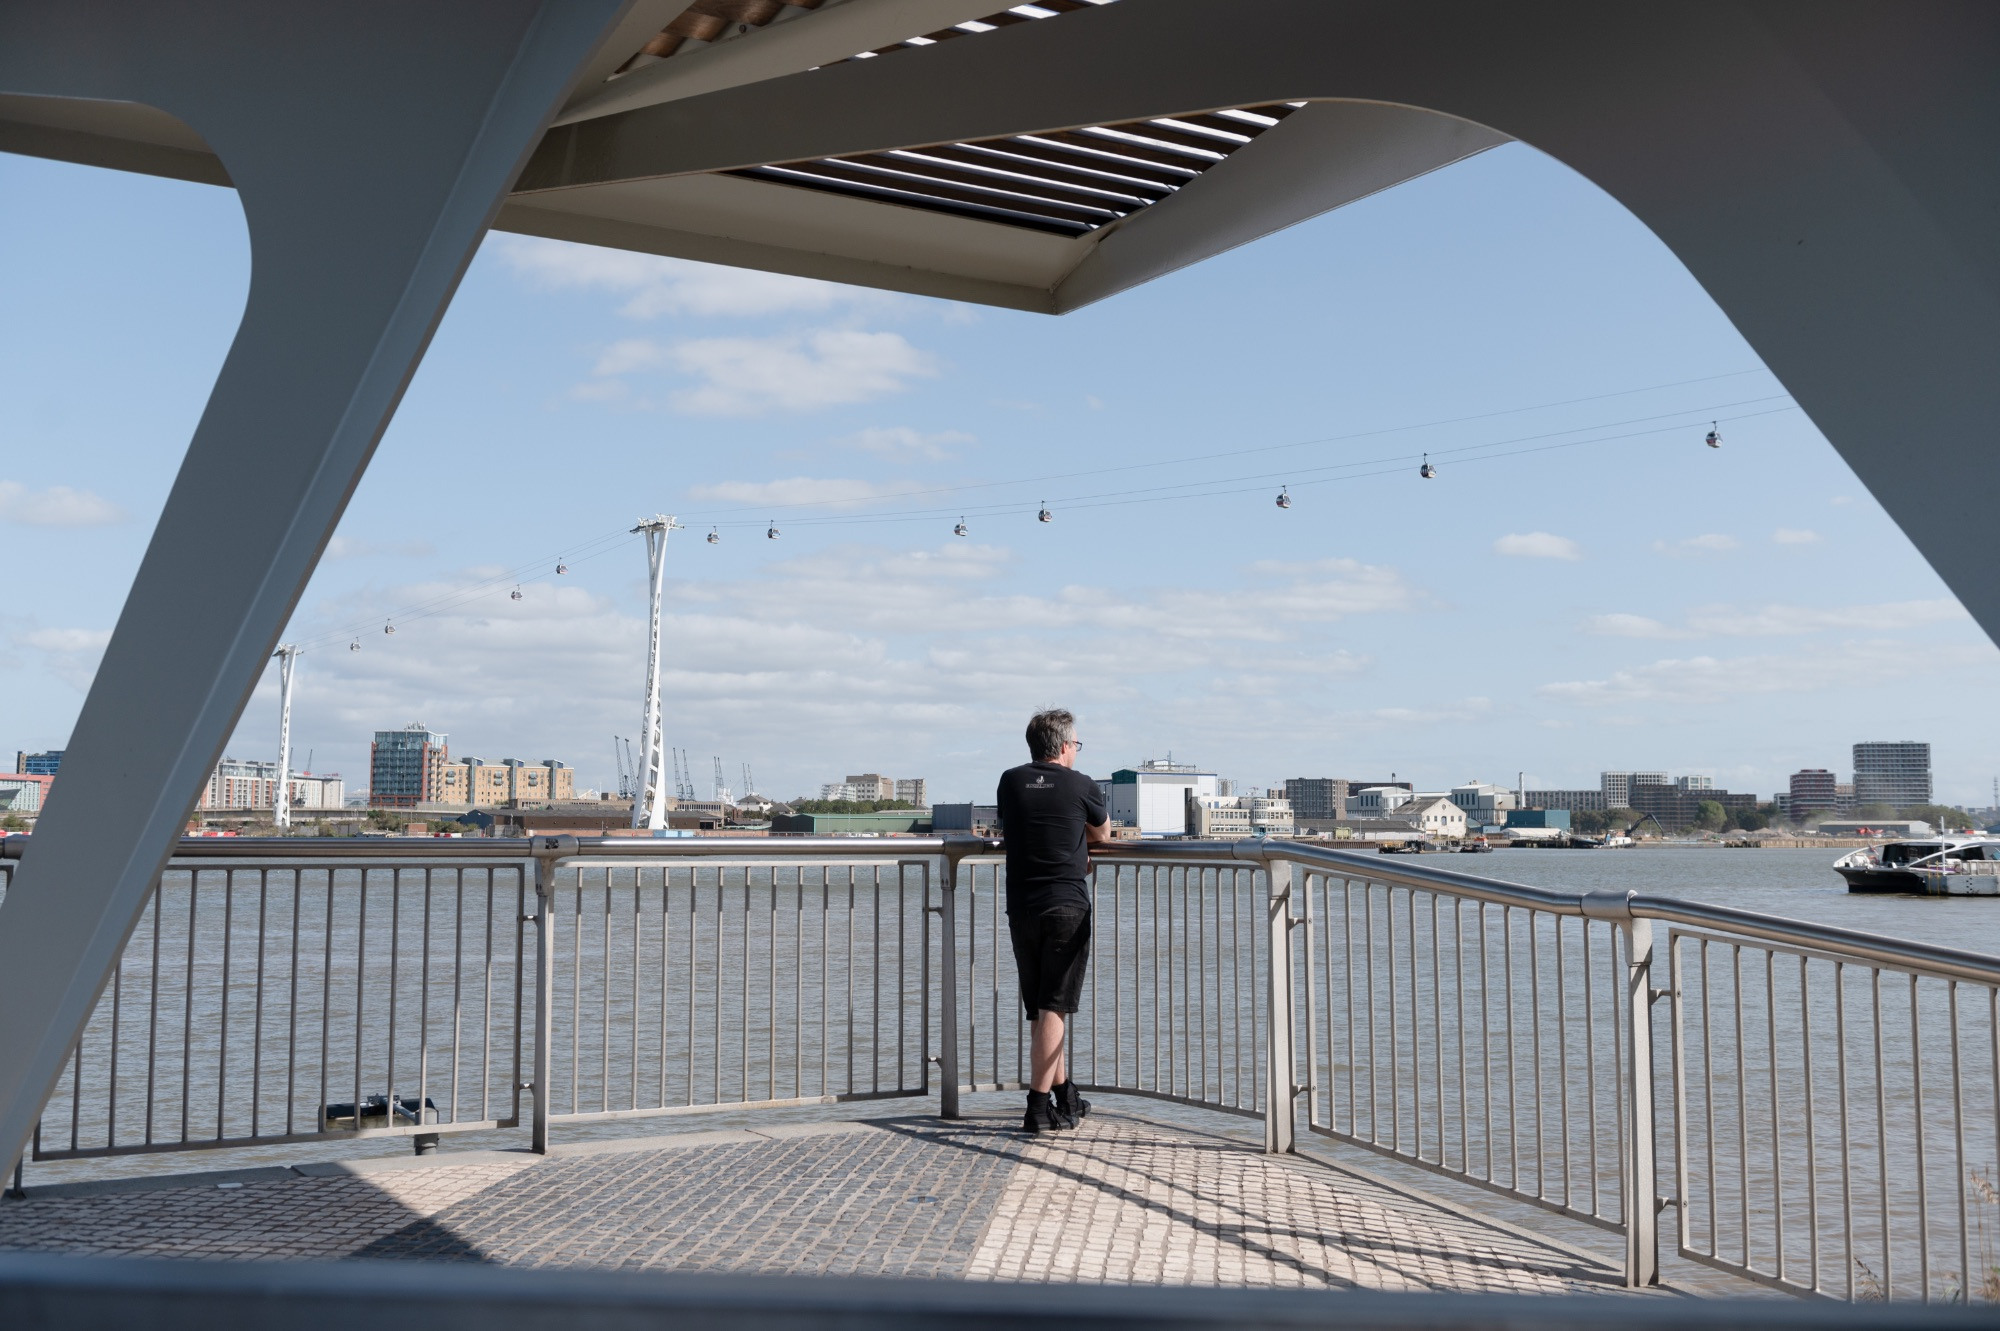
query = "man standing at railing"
xmin=997 ymin=708 xmax=1111 ymax=1133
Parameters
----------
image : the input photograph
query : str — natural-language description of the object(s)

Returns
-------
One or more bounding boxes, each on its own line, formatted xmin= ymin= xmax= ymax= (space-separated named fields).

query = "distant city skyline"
xmin=8 ymin=143 xmax=1998 ymax=807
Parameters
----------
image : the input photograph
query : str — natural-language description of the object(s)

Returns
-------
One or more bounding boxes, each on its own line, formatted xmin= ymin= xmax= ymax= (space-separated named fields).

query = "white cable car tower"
xmin=630 ymin=516 xmax=682 ymax=831
xmin=272 ymin=644 xmax=300 ymax=829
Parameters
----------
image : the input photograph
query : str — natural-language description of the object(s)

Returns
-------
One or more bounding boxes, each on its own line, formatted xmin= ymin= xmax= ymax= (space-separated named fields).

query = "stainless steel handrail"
xmin=11 ymin=831 xmax=1999 ymax=1301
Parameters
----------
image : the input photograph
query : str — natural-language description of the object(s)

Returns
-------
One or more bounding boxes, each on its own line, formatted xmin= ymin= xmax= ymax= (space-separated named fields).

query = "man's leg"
xmin=1030 ymin=1010 xmax=1066 ymax=1093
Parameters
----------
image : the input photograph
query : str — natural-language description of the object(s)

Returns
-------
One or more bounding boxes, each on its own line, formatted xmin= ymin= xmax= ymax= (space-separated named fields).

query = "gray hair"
xmin=1025 ymin=709 xmax=1075 ymax=762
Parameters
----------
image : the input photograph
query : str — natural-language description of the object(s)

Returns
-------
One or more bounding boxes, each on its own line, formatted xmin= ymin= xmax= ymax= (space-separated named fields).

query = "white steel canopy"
xmin=0 ymin=3 xmax=1997 ymax=1231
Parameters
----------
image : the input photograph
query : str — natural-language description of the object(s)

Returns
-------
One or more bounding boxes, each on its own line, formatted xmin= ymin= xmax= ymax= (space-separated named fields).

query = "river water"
xmin=1464 ymin=845 xmax=2000 ymax=956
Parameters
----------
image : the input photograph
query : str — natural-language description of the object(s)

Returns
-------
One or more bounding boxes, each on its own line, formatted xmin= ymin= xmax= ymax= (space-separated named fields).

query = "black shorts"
xmin=1008 ymin=904 xmax=1092 ymax=1019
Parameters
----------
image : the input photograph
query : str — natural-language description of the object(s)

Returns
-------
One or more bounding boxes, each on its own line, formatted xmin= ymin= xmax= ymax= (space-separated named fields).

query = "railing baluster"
xmin=1874 ymin=967 xmax=1890 ymax=1298
xmin=1700 ymin=938 xmax=1714 ymax=1252
xmin=1733 ymin=943 xmax=1748 ymax=1269
xmin=1767 ymin=947 xmax=1782 ymax=1284
xmin=1530 ymin=909 xmax=1543 ymax=1198
xmin=1911 ymin=973 xmax=1929 ymax=1300
xmin=1836 ymin=960 xmax=1852 ymax=1302
xmin=1950 ymin=979 xmax=1967 ymax=1307
xmin=1800 ymin=952 xmax=1818 ymax=1293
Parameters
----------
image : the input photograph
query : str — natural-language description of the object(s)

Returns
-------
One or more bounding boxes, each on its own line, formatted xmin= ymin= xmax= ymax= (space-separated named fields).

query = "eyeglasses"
xmin=1067 ymin=739 xmax=1084 ymax=752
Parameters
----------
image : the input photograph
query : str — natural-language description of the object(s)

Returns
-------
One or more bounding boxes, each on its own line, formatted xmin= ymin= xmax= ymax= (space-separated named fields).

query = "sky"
xmin=5 ymin=140 xmax=1998 ymax=807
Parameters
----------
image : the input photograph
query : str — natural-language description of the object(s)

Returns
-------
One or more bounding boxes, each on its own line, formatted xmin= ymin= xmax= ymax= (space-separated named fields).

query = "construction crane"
xmin=672 ymin=748 xmax=695 ymax=801
xmin=712 ymin=756 xmax=731 ymax=806
xmin=741 ymin=763 xmax=755 ymax=799
xmin=612 ymin=736 xmax=633 ymax=802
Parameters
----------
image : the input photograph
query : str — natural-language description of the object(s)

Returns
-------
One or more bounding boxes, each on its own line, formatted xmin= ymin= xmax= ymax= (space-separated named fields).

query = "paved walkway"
xmin=0 ymin=1111 xmax=1627 ymax=1293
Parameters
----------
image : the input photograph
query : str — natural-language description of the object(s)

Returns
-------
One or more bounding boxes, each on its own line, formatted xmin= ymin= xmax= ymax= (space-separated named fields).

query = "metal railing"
xmin=28 ymin=848 xmax=532 ymax=1161
xmin=8 ymin=832 xmax=2000 ymax=1301
xmin=1641 ymin=894 xmax=2000 ymax=1301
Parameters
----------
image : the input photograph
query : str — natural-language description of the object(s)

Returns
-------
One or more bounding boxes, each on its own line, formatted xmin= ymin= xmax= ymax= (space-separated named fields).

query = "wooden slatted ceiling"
xmin=730 ymin=104 xmax=1303 ymax=237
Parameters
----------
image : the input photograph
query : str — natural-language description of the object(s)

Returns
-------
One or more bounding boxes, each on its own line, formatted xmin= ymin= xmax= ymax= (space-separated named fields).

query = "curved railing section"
xmin=6 ymin=832 xmax=1998 ymax=1301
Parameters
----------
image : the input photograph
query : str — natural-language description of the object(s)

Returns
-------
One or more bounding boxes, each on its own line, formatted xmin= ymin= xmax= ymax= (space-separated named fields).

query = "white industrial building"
xmin=1185 ymin=792 xmax=1294 ymax=839
xmin=1105 ymin=760 xmax=1221 ymax=838
xmin=1348 ymin=786 xmax=1414 ymax=817
xmin=1449 ymin=781 xmax=1518 ymax=827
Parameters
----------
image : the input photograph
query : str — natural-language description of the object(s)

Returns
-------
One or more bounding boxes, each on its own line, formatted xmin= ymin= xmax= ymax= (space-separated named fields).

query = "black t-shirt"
xmin=996 ymin=761 xmax=1107 ymax=914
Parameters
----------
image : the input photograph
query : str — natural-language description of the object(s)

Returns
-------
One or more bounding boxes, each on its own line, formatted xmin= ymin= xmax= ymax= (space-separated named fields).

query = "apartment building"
xmin=1853 ymin=741 xmax=1931 ymax=808
xmin=370 ymin=724 xmax=449 ymax=808
xmin=198 ymin=758 xmax=345 ymax=811
xmin=435 ymin=757 xmax=574 ymax=808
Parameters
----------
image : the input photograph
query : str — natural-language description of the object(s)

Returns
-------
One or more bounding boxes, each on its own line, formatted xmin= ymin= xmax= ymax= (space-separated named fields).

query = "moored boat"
xmin=1834 ymin=836 xmax=2000 ymax=894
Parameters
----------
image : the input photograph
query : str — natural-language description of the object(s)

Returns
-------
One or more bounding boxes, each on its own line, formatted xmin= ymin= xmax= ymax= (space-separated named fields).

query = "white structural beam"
xmin=630 ymin=516 xmax=680 ymax=832
xmin=0 ymin=0 xmax=631 ymax=1178
xmin=272 ymin=645 xmax=299 ymax=830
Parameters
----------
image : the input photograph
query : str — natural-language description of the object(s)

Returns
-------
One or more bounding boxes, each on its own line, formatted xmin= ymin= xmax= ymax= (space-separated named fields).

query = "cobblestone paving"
xmin=0 ymin=1114 xmax=1624 ymax=1292
xmin=0 ymin=1160 xmax=529 ymax=1263
xmin=963 ymin=1116 xmax=1611 ymax=1292
xmin=356 ymin=1125 xmax=1022 ymax=1276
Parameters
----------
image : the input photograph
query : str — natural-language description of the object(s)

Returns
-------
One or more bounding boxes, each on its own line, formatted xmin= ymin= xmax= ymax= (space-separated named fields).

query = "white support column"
xmin=0 ymin=0 xmax=631 ymax=1177
xmin=1584 ymin=889 xmax=1661 ymax=1288
xmin=629 ymin=515 xmax=680 ymax=831
xmin=1623 ymin=914 xmax=1660 ymax=1288
xmin=1261 ymin=846 xmax=1296 ymax=1155
xmin=271 ymin=645 xmax=299 ymax=829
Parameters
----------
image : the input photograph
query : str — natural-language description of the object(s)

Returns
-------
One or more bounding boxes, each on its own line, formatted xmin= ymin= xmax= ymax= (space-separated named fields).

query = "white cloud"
xmin=1584 ymin=597 xmax=1966 ymax=640
xmin=283 ymin=548 xmax=1424 ymax=797
xmin=1582 ymin=613 xmax=1681 ymax=639
xmin=589 ymin=330 xmax=940 ymax=415
xmin=21 ymin=627 xmax=111 ymax=653
xmin=1653 ymin=533 xmax=1739 ymax=556
xmin=13 ymin=626 xmax=113 ymax=691
xmin=686 ymin=477 xmax=905 ymax=509
xmin=494 ymin=235 xmax=898 ymax=319
xmin=1494 ymin=531 xmax=1581 ymax=561
xmin=0 ymin=481 xmax=124 ymax=527
xmin=1772 ymin=527 xmax=1821 ymax=545
xmin=1685 ymin=598 xmax=1965 ymax=636
xmin=1540 ymin=639 xmax=1992 ymax=706
xmin=839 ymin=426 xmax=973 ymax=460
xmin=326 ymin=536 xmax=436 ymax=560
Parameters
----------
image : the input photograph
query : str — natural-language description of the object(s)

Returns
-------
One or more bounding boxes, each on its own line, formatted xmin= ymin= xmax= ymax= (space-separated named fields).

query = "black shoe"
xmin=1055 ymin=1080 xmax=1090 ymax=1125
xmin=1022 ymin=1090 xmax=1068 ymax=1134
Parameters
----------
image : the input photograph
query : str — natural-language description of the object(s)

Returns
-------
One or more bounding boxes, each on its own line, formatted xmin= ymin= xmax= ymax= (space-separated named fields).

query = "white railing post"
xmin=937 ymin=840 xmax=968 ymax=1120
xmin=1261 ymin=845 xmax=1296 ymax=1154
xmin=528 ymin=836 xmax=571 ymax=1154
xmin=1584 ymin=888 xmax=1659 ymax=1287
xmin=1623 ymin=913 xmax=1660 ymax=1287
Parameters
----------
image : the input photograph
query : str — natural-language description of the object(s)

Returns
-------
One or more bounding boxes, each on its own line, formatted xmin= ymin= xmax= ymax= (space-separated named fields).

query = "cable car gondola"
xmin=1705 ymin=421 xmax=1722 ymax=449
xmin=555 ymin=561 xmax=568 ymax=575
xmin=1419 ymin=454 xmax=1437 ymax=479
xmin=1037 ymin=502 xmax=1052 ymax=523
xmin=510 ymin=586 xmax=523 ymax=601
xmin=953 ymin=517 xmax=969 ymax=537
xmin=349 ymin=639 xmax=360 ymax=652
xmin=383 ymin=620 xmax=395 ymax=636
xmin=706 ymin=527 xmax=720 ymax=544
xmin=1275 ymin=486 xmax=1292 ymax=509
xmin=766 ymin=521 xmax=780 ymax=540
